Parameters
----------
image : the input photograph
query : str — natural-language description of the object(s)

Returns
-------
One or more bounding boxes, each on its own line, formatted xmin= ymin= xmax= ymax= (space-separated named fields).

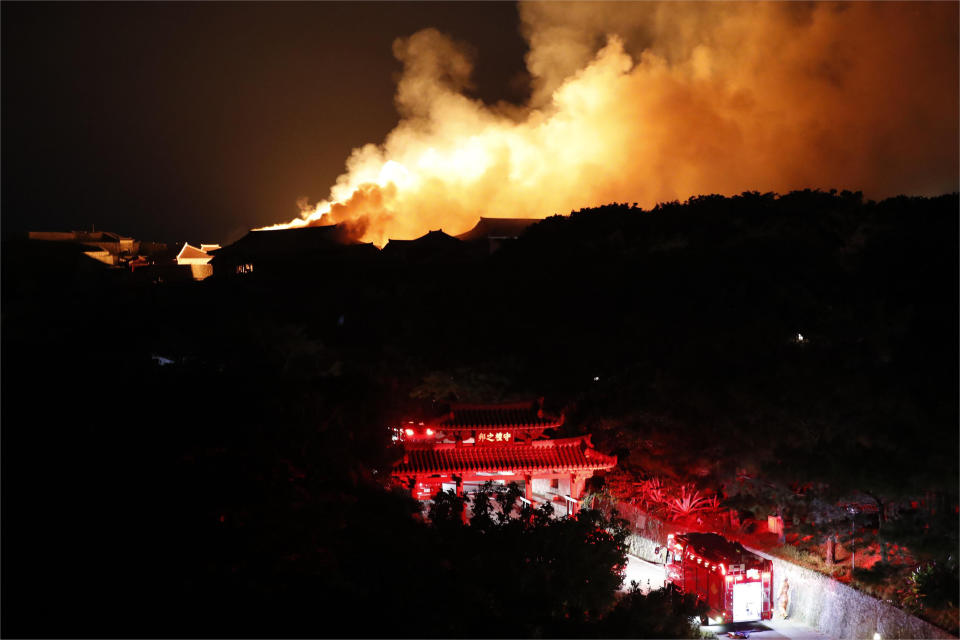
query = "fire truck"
xmin=663 ymin=532 xmax=773 ymax=625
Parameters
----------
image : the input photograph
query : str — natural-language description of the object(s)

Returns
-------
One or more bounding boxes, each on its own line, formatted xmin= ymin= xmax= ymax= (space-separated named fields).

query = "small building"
xmin=175 ymin=242 xmax=218 ymax=280
xmin=28 ymin=230 xmax=140 ymax=266
xmin=4 ymin=234 xmax=115 ymax=293
xmin=456 ymin=217 xmax=539 ymax=254
xmin=381 ymin=229 xmax=466 ymax=264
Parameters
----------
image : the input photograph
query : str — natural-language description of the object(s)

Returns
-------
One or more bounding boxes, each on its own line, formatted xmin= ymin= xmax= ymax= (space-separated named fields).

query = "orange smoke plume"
xmin=261 ymin=2 xmax=958 ymax=246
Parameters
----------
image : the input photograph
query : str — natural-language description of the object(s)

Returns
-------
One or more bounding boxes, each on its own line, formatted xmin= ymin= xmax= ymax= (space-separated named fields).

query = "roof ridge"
xmin=451 ymin=401 xmax=536 ymax=410
xmin=392 ymin=434 xmax=617 ymax=476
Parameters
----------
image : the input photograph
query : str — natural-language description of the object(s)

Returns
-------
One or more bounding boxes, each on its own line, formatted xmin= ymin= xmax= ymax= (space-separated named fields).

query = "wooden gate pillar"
xmin=569 ymin=473 xmax=585 ymax=516
xmin=454 ymin=474 xmax=463 ymax=497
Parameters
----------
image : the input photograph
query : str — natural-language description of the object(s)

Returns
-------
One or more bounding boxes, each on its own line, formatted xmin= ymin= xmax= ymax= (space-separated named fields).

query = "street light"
xmin=846 ymin=505 xmax=860 ymax=572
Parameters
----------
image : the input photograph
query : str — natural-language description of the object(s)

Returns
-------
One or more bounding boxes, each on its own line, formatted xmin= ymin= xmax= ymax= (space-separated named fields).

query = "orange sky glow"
xmin=260 ymin=2 xmax=959 ymax=246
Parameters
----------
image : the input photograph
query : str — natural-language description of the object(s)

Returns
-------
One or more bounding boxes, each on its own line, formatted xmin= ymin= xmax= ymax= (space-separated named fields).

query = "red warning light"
xmin=426 ymin=428 xmax=434 ymax=436
xmin=404 ymin=428 xmax=415 ymax=436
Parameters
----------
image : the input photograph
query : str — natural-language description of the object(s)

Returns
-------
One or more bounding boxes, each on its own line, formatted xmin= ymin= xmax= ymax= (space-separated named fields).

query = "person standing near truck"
xmin=778 ymin=576 xmax=790 ymax=619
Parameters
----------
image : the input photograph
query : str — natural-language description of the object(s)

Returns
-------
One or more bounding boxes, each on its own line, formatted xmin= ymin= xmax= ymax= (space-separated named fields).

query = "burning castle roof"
xmin=213 ymin=225 xmax=361 ymax=256
xmin=208 ymin=217 xmax=543 ymax=277
xmin=210 ymin=224 xmax=379 ymax=275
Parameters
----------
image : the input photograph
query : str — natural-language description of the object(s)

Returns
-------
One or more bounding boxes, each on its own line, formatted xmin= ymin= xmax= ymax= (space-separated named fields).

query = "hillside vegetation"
xmin=3 ymin=189 xmax=956 ymax=636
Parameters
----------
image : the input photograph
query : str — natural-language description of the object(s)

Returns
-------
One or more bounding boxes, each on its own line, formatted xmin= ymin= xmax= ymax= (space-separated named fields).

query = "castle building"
xmin=391 ymin=400 xmax=616 ymax=515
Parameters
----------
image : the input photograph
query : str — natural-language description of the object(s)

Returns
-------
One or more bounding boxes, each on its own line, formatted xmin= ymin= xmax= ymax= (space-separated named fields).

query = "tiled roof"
xmin=456 ymin=217 xmax=539 ymax=242
xmin=210 ymin=225 xmax=379 ymax=266
xmin=381 ymin=229 xmax=467 ymax=262
xmin=437 ymin=401 xmax=564 ymax=431
xmin=213 ymin=225 xmax=358 ymax=256
xmin=383 ymin=229 xmax=462 ymax=249
xmin=393 ymin=435 xmax=616 ymax=476
xmin=176 ymin=243 xmax=211 ymax=261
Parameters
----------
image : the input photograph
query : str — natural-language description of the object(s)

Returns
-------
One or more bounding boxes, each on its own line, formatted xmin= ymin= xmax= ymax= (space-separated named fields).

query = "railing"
xmin=583 ymin=493 xmax=669 ymax=544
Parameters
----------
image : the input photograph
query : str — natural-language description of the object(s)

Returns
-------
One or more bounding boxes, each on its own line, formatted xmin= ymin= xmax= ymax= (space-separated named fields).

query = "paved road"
xmin=622 ymin=555 xmax=833 ymax=640
xmin=621 ymin=553 xmax=668 ymax=594
xmin=708 ymin=619 xmax=834 ymax=640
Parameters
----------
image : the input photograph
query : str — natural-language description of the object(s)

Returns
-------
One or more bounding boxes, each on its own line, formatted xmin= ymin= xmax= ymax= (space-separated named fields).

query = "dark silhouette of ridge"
xmin=382 ymin=229 xmax=465 ymax=263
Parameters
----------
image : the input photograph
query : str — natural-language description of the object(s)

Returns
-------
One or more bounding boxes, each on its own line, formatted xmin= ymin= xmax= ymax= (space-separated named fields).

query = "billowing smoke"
xmin=262 ymin=2 xmax=958 ymax=246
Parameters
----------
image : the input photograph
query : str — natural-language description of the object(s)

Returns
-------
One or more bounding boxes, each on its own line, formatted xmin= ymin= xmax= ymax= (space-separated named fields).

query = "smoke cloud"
xmin=263 ymin=2 xmax=958 ymax=245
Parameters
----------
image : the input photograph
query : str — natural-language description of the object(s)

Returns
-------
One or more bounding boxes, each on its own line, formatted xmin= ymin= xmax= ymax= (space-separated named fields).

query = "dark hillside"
xmin=2 ymin=190 xmax=956 ymax=637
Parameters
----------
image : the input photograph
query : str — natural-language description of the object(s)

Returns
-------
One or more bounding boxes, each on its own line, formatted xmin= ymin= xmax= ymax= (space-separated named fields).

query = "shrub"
xmin=770 ymin=544 xmax=837 ymax=576
xmin=903 ymin=556 xmax=959 ymax=611
xmin=851 ymin=563 xmax=908 ymax=602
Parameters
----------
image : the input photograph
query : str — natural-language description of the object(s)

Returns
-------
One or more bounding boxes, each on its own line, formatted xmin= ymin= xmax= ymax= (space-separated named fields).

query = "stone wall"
xmin=626 ymin=533 xmax=663 ymax=563
xmin=744 ymin=545 xmax=956 ymax=640
xmin=189 ymin=263 xmax=213 ymax=281
xmin=625 ymin=532 xmax=956 ymax=639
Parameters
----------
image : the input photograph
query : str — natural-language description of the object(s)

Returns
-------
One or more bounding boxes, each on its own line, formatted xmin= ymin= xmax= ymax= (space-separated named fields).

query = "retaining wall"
xmin=626 ymin=533 xmax=663 ymax=564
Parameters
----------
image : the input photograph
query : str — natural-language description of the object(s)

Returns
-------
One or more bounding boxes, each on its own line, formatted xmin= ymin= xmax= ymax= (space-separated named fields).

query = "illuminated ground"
xmin=621 ymin=556 xmax=831 ymax=640
xmin=621 ymin=554 xmax=669 ymax=594
xmin=701 ymin=620 xmax=833 ymax=640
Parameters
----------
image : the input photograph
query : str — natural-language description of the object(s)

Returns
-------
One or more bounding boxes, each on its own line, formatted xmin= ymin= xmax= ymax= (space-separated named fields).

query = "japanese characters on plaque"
xmin=476 ymin=431 xmax=512 ymax=444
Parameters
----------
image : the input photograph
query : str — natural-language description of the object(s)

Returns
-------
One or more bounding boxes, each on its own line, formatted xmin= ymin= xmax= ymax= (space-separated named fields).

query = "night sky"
xmin=3 ymin=2 xmax=957 ymax=246
xmin=2 ymin=2 xmax=528 ymax=243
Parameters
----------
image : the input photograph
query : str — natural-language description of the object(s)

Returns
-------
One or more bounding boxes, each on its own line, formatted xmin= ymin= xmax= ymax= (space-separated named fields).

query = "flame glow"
xmin=261 ymin=2 xmax=958 ymax=246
